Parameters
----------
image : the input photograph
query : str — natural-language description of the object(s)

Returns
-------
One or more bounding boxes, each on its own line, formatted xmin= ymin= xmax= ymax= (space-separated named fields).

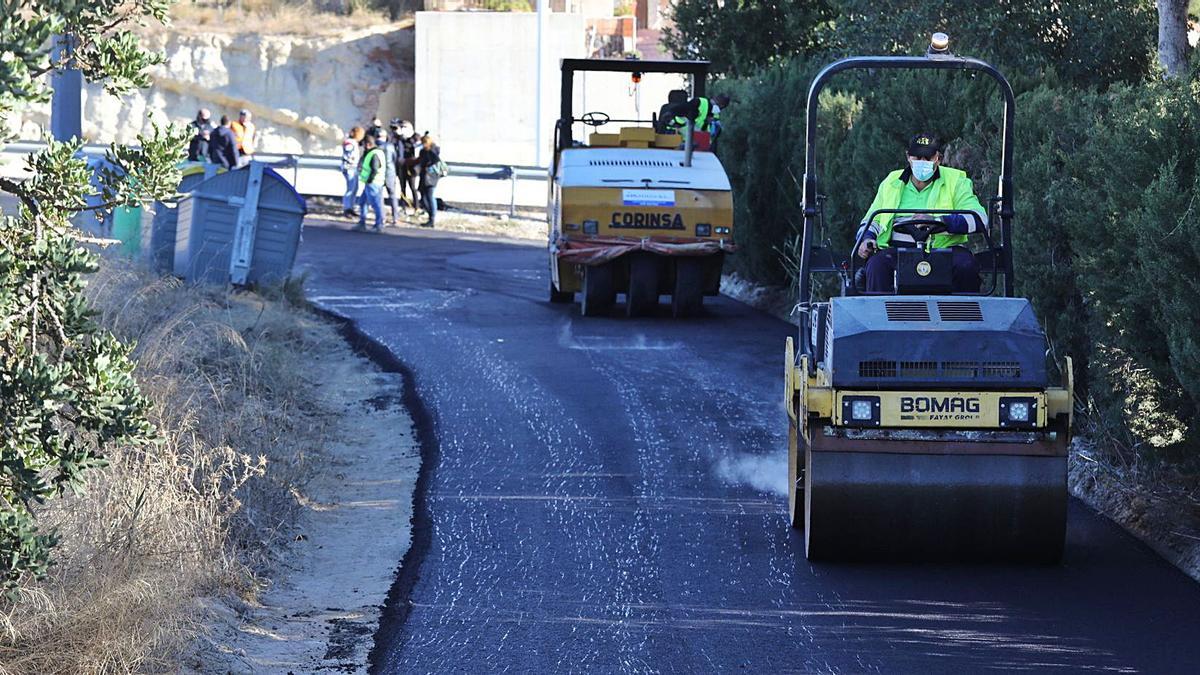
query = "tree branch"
xmin=26 ymin=8 xmax=142 ymax=80
xmin=69 ymin=197 xmax=138 ymax=214
xmin=0 ymin=177 xmax=39 ymax=216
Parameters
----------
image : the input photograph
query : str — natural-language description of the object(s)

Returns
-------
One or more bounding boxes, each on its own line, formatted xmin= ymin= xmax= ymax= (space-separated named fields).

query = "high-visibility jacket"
xmin=673 ymin=97 xmax=714 ymax=133
xmin=358 ymin=148 xmax=384 ymax=185
xmin=861 ymin=166 xmax=985 ymax=250
xmin=231 ymin=120 xmax=255 ymax=155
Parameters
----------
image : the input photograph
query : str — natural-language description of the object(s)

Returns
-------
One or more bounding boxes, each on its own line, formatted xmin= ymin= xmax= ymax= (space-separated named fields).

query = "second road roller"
xmin=784 ymin=35 xmax=1075 ymax=561
xmin=547 ymin=58 xmax=735 ymax=317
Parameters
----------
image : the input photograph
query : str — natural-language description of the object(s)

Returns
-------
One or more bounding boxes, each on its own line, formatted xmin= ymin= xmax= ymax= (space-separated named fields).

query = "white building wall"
xmin=416 ymin=11 xmax=587 ymax=167
xmin=416 ymin=11 xmax=687 ymax=167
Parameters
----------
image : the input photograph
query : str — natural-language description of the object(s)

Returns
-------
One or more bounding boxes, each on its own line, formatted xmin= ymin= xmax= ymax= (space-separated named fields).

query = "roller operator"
xmin=856 ymin=133 xmax=988 ymax=293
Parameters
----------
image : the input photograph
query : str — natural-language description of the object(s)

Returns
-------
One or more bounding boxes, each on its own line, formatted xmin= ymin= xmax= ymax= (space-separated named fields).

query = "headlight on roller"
xmin=999 ymin=397 xmax=1037 ymax=428
xmin=583 ymin=220 xmax=599 ymax=235
xmin=695 ymin=223 xmax=712 ymax=237
xmin=841 ymin=395 xmax=880 ymax=427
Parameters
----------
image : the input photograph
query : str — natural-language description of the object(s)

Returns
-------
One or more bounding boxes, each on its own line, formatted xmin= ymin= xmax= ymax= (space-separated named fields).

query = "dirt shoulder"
xmin=199 ymin=319 xmax=419 ymax=673
xmin=1070 ymin=441 xmax=1200 ymax=582
xmin=0 ymin=260 xmax=421 ymax=672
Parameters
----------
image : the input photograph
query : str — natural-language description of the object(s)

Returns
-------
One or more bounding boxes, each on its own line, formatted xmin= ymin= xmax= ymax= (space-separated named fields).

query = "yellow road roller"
xmin=785 ymin=39 xmax=1074 ymax=561
xmin=547 ymin=59 xmax=735 ymax=317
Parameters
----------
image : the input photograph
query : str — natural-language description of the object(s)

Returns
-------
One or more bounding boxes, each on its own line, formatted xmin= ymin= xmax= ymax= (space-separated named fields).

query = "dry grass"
xmin=0 ymin=256 xmax=343 ymax=673
xmin=164 ymin=0 xmax=400 ymax=37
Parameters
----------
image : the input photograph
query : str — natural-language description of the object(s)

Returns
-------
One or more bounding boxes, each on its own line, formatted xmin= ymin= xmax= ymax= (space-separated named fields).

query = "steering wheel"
xmin=579 ymin=112 xmax=611 ymax=127
xmin=891 ymin=219 xmax=948 ymax=245
xmin=847 ymin=209 xmax=991 ymax=295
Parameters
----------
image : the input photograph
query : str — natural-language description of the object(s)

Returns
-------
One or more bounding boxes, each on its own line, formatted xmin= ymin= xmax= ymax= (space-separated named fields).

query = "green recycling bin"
xmin=112 ymin=205 xmax=142 ymax=257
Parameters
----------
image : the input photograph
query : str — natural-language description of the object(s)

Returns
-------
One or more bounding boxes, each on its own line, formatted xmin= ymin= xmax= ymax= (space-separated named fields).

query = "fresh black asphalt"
xmin=298 ymin=220 xmax=1200 ymax=674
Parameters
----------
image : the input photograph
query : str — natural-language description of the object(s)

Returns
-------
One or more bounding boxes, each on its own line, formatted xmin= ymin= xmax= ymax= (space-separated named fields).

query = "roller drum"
xmin=804 ymin=433 xmax=1067 ymax=562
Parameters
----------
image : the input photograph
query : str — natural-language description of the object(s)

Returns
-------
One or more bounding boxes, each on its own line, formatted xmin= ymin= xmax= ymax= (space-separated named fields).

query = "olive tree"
xmin=0 ymin=0 xmax=186 ymax=592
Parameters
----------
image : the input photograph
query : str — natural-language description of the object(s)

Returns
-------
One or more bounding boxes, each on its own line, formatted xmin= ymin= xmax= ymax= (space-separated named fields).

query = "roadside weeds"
xmin=0 ymin=256 xmax=415 ymax=673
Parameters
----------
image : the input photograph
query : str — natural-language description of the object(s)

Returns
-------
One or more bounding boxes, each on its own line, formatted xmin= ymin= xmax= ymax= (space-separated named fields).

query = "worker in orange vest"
xmin=230 ymin=109 xmax=256 ymax=166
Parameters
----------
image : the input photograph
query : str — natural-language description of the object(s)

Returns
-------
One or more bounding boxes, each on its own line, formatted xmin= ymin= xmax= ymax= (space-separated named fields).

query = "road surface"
xmin=298 ymin=220 xmax=1200 ymax=674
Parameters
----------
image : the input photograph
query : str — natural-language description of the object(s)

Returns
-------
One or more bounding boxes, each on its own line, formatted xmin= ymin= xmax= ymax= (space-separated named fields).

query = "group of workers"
xmin=186 ymin=95 xmax=985 ymax=290
xmin=187 ymin=108 xmax=256 ymax=169
xmin=341 ymin=118 xmax=443 ymax=232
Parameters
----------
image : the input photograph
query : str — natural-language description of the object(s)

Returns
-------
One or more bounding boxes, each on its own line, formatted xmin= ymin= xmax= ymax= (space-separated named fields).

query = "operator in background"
xmin=856 ymin=133 xmax=987 ymax=292
xmin=655 ymin=90 xmax=687 ymax=133
xmin=657 ymin=92 xmax=730 ymax=144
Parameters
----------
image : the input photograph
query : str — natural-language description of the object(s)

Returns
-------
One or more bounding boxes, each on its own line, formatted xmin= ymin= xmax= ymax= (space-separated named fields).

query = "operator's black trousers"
xmin=864 ymin=246 xmax=980 ymax=293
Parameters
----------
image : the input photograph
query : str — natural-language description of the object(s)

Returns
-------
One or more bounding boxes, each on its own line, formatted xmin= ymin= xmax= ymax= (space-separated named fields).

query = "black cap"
xmin=907 ymin=133 xmax=940 ymax=158
xmin=389 ymin=117 xmax=403 ymax=128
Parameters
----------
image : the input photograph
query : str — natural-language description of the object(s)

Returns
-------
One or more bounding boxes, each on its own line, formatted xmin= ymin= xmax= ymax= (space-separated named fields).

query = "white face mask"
xmin=400 ymin=124 xmax=414 ymax=137
xmin=911 ymin=159 xmax=936 ymax=181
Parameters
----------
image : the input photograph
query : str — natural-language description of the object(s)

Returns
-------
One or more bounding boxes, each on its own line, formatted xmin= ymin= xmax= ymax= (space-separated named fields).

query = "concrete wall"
xmin=416 ymin=11 xmax=681 ymax=167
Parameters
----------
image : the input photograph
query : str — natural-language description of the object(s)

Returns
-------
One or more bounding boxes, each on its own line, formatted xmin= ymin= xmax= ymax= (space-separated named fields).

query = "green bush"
xmin=1 ymin=0 xmax=184 ymax=592
xmin=1027 ymin=77 xmax=1200 ymax=449
xmin=717 ymin=47 xmax=1200 ymax=451
xmin=664 ymin=0 xmax=835 ymax=76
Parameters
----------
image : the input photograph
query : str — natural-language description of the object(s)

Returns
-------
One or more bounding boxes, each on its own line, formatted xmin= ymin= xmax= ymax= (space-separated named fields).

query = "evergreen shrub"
xmin=719 ymin=60 xmax=1200 ymax=451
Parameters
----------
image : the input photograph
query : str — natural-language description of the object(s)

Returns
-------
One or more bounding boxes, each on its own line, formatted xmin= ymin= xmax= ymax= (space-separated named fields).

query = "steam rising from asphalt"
xmin=715 ymin=453 xmax=787 ymax=496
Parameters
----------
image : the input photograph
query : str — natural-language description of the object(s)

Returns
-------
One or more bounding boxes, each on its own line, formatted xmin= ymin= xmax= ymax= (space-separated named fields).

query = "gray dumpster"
xmin=145 ymin=163 xmax=221 ymax=274
xmin=174 ymin=162 xmax=307 ymax=285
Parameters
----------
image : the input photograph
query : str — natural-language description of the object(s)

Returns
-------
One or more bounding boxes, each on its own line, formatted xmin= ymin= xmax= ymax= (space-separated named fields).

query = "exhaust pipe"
xmin=682 ymin=118 xmax=694 ymax=167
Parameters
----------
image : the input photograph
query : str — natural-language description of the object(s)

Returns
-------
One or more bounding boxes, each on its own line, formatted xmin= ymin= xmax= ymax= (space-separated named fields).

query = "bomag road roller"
xmin=784 ymin=36 xmax=1075 ymax=561
xmin=548 ymin=59 xmax=735 ymax=317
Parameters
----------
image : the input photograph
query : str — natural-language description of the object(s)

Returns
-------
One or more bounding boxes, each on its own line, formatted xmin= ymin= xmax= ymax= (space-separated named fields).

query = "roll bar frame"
xmin=556 ymin=58 xmax=710 ymax=152
xmin=797 ymin=52 xmax=1017 ymax=367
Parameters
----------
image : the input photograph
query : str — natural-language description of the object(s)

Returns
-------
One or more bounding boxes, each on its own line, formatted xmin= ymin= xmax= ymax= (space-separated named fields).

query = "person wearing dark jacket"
xmin=207 ymin=116 xmax=240 ymax=169
xmin=191 ymin=108 xmax=215 ymax=135
xmin=655 ymin=89 xmax=688 ymax=133
xmin=366 ymin=117 xmax=385 ymax=144
xmin=417 ymin=134 xmax=442 ymax=228
xmin=187 ymin=126 xmax=210 ymax=162
xmin=380 ymin=127 xmax=401 ymax=225
xmin=397 ymin=120 xmax=421 ymax=215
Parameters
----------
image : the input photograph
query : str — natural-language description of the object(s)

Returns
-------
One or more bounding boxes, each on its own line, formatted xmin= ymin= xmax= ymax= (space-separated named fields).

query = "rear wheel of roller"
xmin=581 ymin=263 xmax=614 ymax=316
xmin=671 ymin=258 xmax=704 ymax=318
xmin=626 ymin=254 xmax=660 ymax=317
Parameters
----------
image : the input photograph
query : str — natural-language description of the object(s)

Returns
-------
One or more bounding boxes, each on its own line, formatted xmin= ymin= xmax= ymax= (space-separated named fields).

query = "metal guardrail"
xmin=0 ymin=141 xmax=548 ymax=216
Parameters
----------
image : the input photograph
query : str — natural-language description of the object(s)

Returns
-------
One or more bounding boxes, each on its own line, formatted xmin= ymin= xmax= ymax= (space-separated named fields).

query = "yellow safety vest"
xmin=867 ymin=166 xmax=971 ymax=250
xmin=673 ymin=97 xmax=712 ymax=133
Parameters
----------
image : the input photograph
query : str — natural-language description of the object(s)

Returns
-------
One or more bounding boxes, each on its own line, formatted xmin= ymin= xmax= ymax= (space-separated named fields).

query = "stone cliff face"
xmin=13 ymin=27 xmax=415 ymax=156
